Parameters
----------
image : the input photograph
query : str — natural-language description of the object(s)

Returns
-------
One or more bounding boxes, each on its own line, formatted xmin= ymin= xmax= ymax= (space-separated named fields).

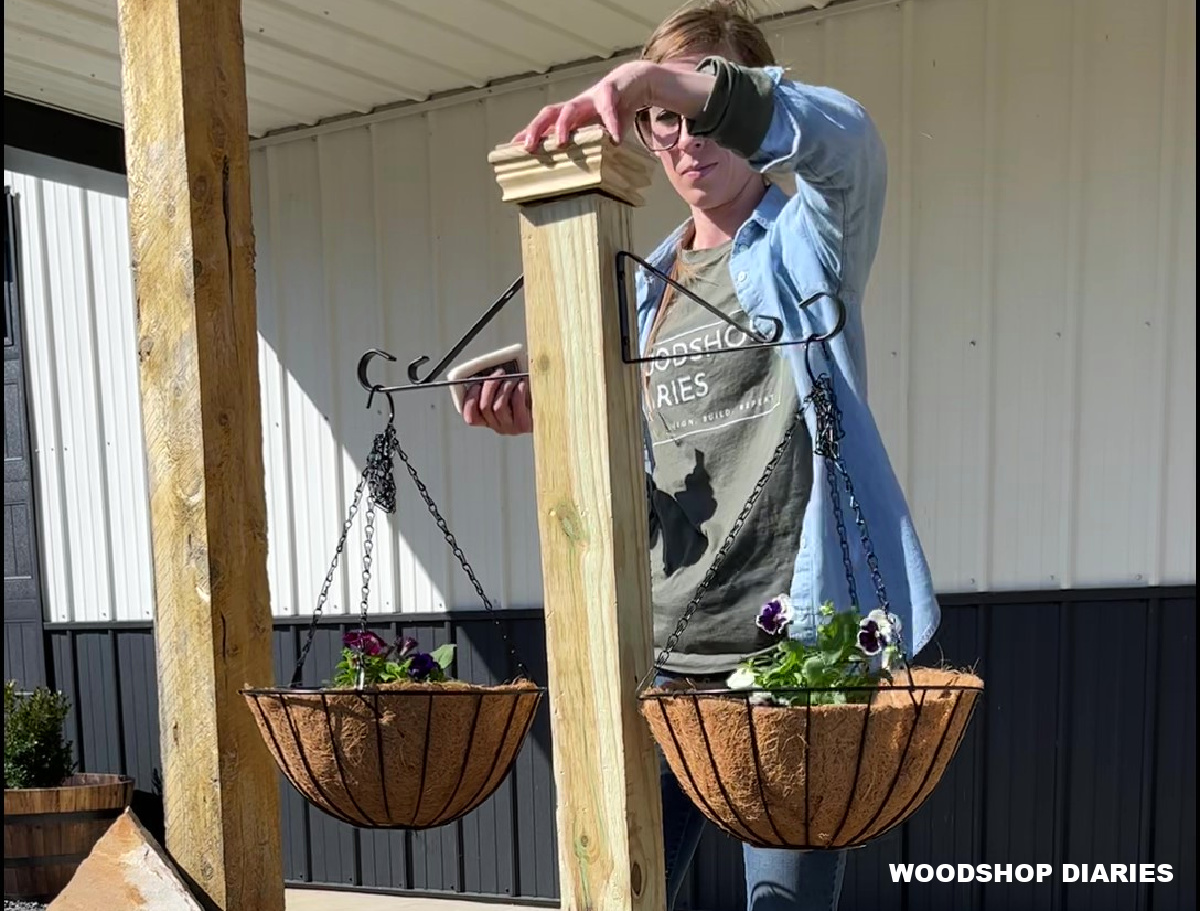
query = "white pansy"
xmin=726 ymin=667 xmax=756 ymax=690
xmin=866 ymin=609 xmax=901 ymax=644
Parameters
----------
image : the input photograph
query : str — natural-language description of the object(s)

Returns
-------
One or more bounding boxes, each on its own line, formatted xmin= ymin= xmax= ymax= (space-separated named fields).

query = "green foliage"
xmin=727 ymin=601 xmax=903 ymax=706
xmin=4 ymin=679 xmax=76 ymax=789
xmin=329 ymin=631 xmax=457 ymax=687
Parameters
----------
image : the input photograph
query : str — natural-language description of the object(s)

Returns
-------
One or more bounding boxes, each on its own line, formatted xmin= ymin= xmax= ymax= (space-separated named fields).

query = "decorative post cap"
xmin=488 ymin=124 xmax=655 ymax=207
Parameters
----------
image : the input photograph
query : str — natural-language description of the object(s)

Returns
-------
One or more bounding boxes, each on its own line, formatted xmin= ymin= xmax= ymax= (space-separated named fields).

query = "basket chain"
xmin=644 ymin=406 xmax=805 ymax=683
xmin=382 ymin=428 xmax=529 ymax=679
xmin=643 ymin=341 xmax=901 ymax=685
xmin=807 ymin=347 xmax=891 ymax=616
xmin=289 ymin=417 xmax=529 ymax=688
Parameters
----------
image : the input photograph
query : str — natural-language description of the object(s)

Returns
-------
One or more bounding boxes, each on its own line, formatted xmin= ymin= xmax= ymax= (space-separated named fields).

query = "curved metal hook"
xmin=796 ymin=290 xmax=848 ymax=345
xmin=795 ymin=291 xmax=848 ymax=391
xmin=356 ymin=348 xmax=397 ymax=423
xmin=406 ymin=274 xmax=525 ymax=385
xmin=406 ymin=354 xmax=433 ymax=384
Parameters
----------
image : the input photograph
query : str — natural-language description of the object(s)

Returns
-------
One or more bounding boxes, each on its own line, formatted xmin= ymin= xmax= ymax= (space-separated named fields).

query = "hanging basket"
xmin=636 ymin=338 xmax=987 ymax=852
xmin=242 ymin=362 xmax=545 ymax=829
xmin=243 ymin=681 xmax=542 ymax=829
xmin=639 ymin=667 xmax=981 ymax=850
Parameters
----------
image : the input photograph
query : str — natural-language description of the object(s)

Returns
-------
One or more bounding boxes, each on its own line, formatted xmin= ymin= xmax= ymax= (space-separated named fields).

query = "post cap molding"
xmin=488 ymin=124 xmax=655 ymax=207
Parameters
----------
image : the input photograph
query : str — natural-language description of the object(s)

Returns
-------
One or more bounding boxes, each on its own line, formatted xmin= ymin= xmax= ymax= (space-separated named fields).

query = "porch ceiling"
xmin=4 ymin=0 xmax=824 ymax=139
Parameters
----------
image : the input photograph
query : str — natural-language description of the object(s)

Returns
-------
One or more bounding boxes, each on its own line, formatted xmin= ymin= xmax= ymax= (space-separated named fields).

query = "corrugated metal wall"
xmin=6 ymin=0 xmax=1196 ymax=622
xmin=43 ymin=588 xmax=1199 ymax=909
xmin=248 ymin=0 xmax=1197 ymax=618
xmin=3 ymin=167 xmax=155 ymax=624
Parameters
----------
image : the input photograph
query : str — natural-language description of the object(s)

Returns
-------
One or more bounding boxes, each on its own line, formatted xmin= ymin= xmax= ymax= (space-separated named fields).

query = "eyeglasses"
xmin=633 ymin=107 xmax=684 ymax=152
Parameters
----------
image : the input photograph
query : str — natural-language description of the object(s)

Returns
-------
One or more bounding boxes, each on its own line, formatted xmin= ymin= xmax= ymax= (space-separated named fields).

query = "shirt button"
xmin=736 ymin=271 xmax=747 ymax=283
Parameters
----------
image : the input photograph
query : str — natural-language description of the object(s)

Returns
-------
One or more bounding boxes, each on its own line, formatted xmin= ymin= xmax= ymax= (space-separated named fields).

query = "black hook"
xmin=357 ymin=349 xmax=398 ymax=422
xmin=406 ymin=274 xmax=527 ymax=386
xmin=354 ymin=276 xmax=529 ymax=399
xmin=615 ymin=250 xmax=847 ymax=366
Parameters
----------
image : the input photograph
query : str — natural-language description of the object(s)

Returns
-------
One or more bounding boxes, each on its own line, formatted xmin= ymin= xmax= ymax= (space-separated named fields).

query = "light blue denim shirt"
xmin=633 ymin=63 xmax=940 ymax=658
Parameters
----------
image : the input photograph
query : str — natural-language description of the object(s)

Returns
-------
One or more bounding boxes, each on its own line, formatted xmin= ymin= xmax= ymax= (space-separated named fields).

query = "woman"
xmin=463 ymin=2 xmax=940 ymax=908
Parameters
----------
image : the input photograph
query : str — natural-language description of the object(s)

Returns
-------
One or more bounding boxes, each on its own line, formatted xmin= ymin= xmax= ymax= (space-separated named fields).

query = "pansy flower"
xmin=343 ymin=629 xmax=388 ymax=657
xmin=756 ymin=595 xmax=794 ymax=637
xmin=727 ymin=667 xmax=756 ymax=690
xmin=857 ymin=609 xmax=901 ymax=656
xmin=407 ymin=652 xmax=436 ymax=680
xmin=396 ymin=636 xmax=419 ymax=657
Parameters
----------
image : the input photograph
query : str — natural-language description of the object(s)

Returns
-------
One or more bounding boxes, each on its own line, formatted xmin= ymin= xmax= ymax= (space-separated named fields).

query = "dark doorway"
xmin=4 ymin=186 xmax=48 ymax=687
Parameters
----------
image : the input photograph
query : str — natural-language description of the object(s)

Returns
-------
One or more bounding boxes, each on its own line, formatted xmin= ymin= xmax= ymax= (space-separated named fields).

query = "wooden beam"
xmin=488 ymin=125 xmax=665 ymax=911
xmin=115 ymin=2 xmax=283 ymax=909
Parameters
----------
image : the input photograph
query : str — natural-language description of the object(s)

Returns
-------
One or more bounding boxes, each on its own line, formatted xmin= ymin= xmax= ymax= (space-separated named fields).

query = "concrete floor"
xmin=285 ymin=890 xmax=531 ymax=911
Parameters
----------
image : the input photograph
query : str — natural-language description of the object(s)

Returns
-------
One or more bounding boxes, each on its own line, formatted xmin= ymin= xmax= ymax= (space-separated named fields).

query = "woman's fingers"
xmin=511 ymin=379 xmax=534 ymax=434
xmin=461 ymin=373 xmax=533 ymax=436
xmin=490 ymin=377 xmax=520 ymax=434
xmin=475 ymin=369 xmax=528 ymax=435
xmin=521 ymin=104 xmax=562 ymax=151
xmin=553 ymin=102 xmax=577 ymax=148
xmin=519 ymin=95 xmax=613 ymax=150
xmin=552 ymin=97 xmax=599 ymax=147
xmin=515 ymin=63 xmax=654 ymax=151
xmin=476 ymin=369 xmax=508 ymax=432
xmin=461 ymin=383 xmax=485 ymax=427
xmin=475 ymin=369 xmax=499 ymax=411
xmin=592 ymin=83 xmax=622 ymax=143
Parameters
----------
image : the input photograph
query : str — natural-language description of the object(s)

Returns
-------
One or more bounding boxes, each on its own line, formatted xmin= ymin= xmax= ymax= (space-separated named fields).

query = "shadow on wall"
xmin=245 ymin=94 xmax=692 ymax=627
xmin=130 ymin=779 xmax=165 ymax=846
xmin=248 ymin=117 xmax=540 ymax=625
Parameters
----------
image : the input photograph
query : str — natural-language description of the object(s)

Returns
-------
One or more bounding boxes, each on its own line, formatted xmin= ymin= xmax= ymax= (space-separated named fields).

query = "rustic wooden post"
xmin=115 ymin=1 xmax=284 ymax=909
xmin=489 ymin=125 xmax=665 ymax=911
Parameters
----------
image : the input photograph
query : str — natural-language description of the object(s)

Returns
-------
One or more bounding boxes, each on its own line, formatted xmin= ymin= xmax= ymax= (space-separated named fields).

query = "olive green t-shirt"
xmin=645 ymin=240 xmax=813 ymax=675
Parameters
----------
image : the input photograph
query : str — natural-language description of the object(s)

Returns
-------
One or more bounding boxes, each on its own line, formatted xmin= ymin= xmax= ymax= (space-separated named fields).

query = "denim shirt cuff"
xmin=686 ymin=56 xmax=776 ymax=159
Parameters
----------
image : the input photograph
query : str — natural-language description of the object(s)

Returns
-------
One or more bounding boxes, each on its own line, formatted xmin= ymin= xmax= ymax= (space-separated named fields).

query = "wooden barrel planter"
xmin=3 ymin=772 xmax=134 ymax=901
xmin=639 ymin=668 xmax=983 ymax=850
xmin=243 ymin=681 xmax=543 ymax=828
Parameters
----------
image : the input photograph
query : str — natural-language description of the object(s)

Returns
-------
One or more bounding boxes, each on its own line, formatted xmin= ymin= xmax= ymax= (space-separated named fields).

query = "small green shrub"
xmin=4 ymin=679 xmax=76 ymax=789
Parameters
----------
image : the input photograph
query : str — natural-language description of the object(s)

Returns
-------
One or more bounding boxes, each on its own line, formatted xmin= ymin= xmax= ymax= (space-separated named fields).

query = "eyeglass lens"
xmin=635 ymin=108 xmax=683 ymax=151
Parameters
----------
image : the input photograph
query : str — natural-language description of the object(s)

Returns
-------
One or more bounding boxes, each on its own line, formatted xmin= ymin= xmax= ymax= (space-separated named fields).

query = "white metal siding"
xmin=5 ymin=168 xmax=155 ymax=623
xmin=8 ymin=0 xmax=1195 ymax=621
xmin=249 ymin=0 xmax=1196 ymax=616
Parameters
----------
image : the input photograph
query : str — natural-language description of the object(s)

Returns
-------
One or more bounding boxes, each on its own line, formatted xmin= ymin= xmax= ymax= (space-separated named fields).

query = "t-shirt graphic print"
xmin=644 ymin=239 xmax=812 ymax=675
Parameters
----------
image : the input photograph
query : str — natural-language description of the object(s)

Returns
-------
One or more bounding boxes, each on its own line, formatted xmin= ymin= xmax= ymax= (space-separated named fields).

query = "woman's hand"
xmin=461 ymin=368 xmax=533 ymax=436
xmin=514 ymin=61 xmax=653 ymax=151
xmin=513 ymin=60 xmax=712 ymax=151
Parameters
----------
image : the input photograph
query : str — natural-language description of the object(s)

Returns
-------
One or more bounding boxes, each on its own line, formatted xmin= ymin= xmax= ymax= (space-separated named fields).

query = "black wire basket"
xmin=639 ymin=670 xmax=982 ymax=850
xmin=243 ymin=680 xmax=542 ymax=829
xmin=637 ymin=334 xmax=983 ymax=851
xmin=242 ymin=367 xmax=544 ymax=829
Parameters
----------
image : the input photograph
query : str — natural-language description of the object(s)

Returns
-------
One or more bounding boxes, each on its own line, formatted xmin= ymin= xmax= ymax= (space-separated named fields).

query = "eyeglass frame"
xmin=633 ymin=106 xmax=688 ymax=153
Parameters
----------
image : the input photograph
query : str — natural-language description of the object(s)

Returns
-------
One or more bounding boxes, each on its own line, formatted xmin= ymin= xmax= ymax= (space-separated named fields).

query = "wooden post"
xmin=115 ymin=2 xmax=284 ymax=909
xmin=489 ymin=126 xmax=665 ymax=911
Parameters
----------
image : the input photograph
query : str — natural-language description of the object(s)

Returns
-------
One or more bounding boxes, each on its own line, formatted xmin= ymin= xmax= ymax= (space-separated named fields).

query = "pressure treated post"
xmin=115 ymin=1 xmax=284 ymax=909
xmin=489 ymin=125 xmax=665 ymax=910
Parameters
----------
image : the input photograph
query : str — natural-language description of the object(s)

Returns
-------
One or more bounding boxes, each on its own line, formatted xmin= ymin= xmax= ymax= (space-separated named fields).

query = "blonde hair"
xmin=641 ymin=0 xmax=775 ymax=68
xmin=639 ymin=1 xmax=775 ymax=404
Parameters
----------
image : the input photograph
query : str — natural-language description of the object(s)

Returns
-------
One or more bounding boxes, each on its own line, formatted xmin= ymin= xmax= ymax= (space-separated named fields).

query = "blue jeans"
xmin=655 ymin=675 xmax=847 ymax=911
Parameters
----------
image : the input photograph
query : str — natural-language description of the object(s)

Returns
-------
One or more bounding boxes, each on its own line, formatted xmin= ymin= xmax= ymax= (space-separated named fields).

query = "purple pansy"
xmin=343 ymin=629 xmax=388 ymax=657
xmin=407 ymin=652 xmax=436 ymax=680
xmin=857 ymin=619 xmax=884 ymax=655
xmin=756 ymin=595 xmax=794 ymax=637
xmin=857 ymin=609 xmax=901 ymax=657
xmin=396 ymin=636 xmax=419 ymax=657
